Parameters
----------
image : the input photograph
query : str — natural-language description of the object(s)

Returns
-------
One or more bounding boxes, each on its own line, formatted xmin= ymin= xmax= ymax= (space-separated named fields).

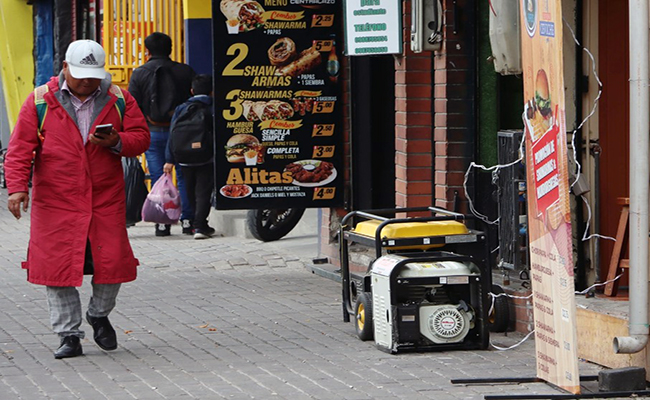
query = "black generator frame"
xmin=339 ymin=206 xmax=492 ymax=352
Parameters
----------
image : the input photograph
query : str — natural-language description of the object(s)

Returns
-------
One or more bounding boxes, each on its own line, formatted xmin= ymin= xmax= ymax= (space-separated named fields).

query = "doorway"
xmin=597 ymin=0 xmax=630 ymax=286
xmin=350 ymin=56 xmax=396 ymax=210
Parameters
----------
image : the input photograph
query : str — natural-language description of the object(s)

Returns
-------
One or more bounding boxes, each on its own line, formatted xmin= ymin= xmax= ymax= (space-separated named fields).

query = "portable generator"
xmin=340 ymin=206 xmax=490 ymax=353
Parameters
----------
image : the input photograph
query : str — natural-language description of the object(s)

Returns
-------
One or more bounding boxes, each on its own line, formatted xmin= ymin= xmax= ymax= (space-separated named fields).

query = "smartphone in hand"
xmin=94 ymin=123 xmax=113 ymax=138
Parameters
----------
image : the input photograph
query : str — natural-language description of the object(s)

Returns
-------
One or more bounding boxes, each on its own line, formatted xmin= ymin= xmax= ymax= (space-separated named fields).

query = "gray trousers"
xmin=46 ymin=281 xmax=121 ymax=338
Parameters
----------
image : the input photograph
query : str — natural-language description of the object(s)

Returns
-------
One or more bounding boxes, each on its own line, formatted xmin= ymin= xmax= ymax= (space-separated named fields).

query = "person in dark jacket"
xmin=163 ymin=75 xmax=215 ymax=239
xmin=128 ymin=32 xmax=196 ymax=237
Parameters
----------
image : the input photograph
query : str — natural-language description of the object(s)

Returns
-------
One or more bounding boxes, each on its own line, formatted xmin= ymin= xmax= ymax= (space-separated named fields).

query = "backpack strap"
xmin=34 ymin=84 xmax=126 ymax=142
xmin=33 ymin=84 xmax=49 ymax=142
xmin=109 ymin=84 xmax=126 ymax=120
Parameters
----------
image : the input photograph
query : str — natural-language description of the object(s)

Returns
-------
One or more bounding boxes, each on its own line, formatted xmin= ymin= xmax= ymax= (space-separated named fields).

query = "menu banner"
xmin=520 ymin=0 xmax=580 ymax=394
xmin=212 ymin=0 xmax=344 ymax=210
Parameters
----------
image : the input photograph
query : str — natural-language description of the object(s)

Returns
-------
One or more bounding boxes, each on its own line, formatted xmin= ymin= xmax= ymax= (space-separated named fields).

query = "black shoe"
xmin=194 ymin=226 xmax=216 ymax=240
xmin=86 ymin=312 xmax=117 ymax=351
xmin=54 ymin=336 xmax=83 ymax=359
xmin=181 ymin=219 xmax=194 ymax=235
xmin=155 ymin=224 xmax=171 ymax=237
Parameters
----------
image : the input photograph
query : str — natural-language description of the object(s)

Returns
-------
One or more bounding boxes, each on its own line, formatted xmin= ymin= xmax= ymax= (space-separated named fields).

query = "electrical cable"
xmin=579 ymin=194 xmax=616 ymax=242
xmin=464 ymin=20 xmax=606 ymax=244
xmin=490 ymin=330 xmax=535 ymax=351
xmin=487 ymin=272 xmax=623 ymax=351
xmin=489 ymin=291 xmax=533 ymax=301
xmin=575 ymin=272 xmax=624 ymax=295
xmin=488 ymin=274 xmax=623 ymax=351
xmin=563 ymin=18 xmax=603 ymax=191
xmin=487 ymin=291 xmax=532 ymax=332
xmin=463 ymin=120 xmax=526 ymax=225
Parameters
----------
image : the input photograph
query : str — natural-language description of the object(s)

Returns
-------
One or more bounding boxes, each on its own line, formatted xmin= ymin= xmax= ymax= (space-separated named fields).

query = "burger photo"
xmin=532 ymin=68 xmax=552 ymax=131
xmin=535 ymin=69 xmax=552 ymax=120
xmin=225 ymin=134 xmax=260 ymax=163
xmin=524 ymin=68 xmax=553 ymax=138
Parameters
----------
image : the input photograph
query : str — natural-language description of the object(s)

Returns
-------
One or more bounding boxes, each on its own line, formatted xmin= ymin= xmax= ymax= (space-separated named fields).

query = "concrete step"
xmin=209 ymin=209 xmax=252 ymax=238
xmin=208 ymin=208 xmax=320 ymax=239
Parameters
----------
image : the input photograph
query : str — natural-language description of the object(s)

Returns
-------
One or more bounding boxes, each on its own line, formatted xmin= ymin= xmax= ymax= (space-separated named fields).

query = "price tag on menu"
xmin=312 ymin=40 xmax=333 ymax=52
xmin=312 ymin=145 xmax=335 ymax=158
xmin=312 ymin=101 xmax=335 ymax=114
xmin=313 ymin=187 xmax=336 ymax=200
xmin=312 ymin=124 xmax=335 ymax=137
xmin=311 ymin=14 xmax=334 ymax=28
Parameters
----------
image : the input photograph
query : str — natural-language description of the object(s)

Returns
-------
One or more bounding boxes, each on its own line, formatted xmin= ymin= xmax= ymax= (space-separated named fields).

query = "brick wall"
xmin=433 ymin=0 xmax=477 ymax=212
xmin=393 ymin=0 xmax=477 ymax=212
xmin=395 ymin=1 xmax=434 ymax=209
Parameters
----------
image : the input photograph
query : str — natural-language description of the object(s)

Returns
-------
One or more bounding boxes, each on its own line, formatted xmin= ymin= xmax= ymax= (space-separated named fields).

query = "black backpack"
xmin=169 ymin=101 xmax=214 ymax=164
xmin=147 ymin=64 xmax=180 ymax=123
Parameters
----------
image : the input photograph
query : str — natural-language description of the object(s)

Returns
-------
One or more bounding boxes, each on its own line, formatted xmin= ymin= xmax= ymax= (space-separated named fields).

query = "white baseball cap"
xmin=65 ymin=40 xmax=107 ymax=80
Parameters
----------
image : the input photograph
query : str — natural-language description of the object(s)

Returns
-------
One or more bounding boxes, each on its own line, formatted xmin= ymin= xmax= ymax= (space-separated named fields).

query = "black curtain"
xmin=52 ymin=0 xmax=73 ymax=74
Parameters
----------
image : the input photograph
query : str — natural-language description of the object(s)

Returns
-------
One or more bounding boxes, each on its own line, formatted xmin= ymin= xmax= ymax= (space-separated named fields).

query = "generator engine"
xmin=420 ymin=303 xmax=473 ymax=344
xmin=371 ymin=254 xmax=487 ymax=353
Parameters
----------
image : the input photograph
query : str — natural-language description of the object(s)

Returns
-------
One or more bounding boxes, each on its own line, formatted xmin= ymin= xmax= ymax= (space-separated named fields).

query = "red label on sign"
xmin=531 ymin=125 xmax=560 ymax=219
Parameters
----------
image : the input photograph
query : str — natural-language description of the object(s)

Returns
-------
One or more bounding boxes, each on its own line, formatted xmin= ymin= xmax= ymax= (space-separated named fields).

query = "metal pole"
xmin=592 ymin=144 xmax=601 ymax=285
xmin=614 ymin=0 xmax=650 ymax=354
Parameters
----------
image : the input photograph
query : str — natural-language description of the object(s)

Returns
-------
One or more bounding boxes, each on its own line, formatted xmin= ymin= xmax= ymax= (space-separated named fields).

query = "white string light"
xmin=580 ymin=195 xmax=616 ymax=242
xmin=487 ymin=272 xmax=623 ymax=351
xmin=563 ymin=18 xmax=603 ymax=190
xmin=489 ymin=291 xmax=533 ymax=301
xmin=574 ymin=272 xmax=624 ymax=295
xmin=464 ymin=20 xmax=607 ymax=245
xmin=490 ymin=330 xmax=535 ymax=351
xmin=487 ymin=272 xmax=623 ymax=305
xmin=463 ymin=121 xmax=526 ymax=225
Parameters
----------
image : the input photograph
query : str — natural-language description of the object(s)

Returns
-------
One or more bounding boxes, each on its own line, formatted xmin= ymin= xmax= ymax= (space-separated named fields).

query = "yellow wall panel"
xmin=0 ymin=0 xmax=34 ymax=129
xmin=183 ymin=0 xmax=211 ymax=20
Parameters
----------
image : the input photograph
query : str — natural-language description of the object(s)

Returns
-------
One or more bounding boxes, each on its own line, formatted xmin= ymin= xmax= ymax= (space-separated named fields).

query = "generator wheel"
xmin=488 ymin=284 xmax=510 ymax=333
xmin=355 ymin=293 xmax=374 ymax=341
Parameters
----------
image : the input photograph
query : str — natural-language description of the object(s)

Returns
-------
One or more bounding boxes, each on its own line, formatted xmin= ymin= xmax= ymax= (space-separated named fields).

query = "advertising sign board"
xmin=520 ymin=0 xmax=580 ymax=394
xmin=213 ymin=0 xmax=344 ymax=209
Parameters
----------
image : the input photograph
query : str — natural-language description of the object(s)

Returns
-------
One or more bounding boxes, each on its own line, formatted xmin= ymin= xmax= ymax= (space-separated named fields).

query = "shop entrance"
xmin=349 ymin=56 xmax=396 ymax=210
xmin=597 ymin=0 xmax=630 ymax=287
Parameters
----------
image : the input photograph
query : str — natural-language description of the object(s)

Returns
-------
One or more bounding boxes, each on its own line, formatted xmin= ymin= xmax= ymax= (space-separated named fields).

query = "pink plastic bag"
xmin=141 ymin=174 xmax=181 ymax=225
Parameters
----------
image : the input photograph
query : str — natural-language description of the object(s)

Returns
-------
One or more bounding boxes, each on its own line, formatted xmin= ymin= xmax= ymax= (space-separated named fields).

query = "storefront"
xmin=288 ymin=0 xmax=644 ymax=379
xmin=1 ymin=0 xmax=647 ymax=379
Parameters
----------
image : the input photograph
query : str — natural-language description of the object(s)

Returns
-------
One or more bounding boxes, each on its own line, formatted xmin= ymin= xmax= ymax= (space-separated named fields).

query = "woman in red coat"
xmin=5 ymin=40 xmax=150 ymax=359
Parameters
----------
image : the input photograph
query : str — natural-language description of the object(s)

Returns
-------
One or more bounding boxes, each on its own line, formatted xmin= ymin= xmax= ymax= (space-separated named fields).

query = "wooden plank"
xmin=604 ymin=205 xmax=628 ymax=296
xmin=576 ymin=308 xmax=646 ymax=374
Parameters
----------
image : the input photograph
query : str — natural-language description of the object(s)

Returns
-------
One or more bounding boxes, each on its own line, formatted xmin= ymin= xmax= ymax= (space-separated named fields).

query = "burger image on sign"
xmin=534 ymin=69 xmax=552 ymax=126
xmin=525 ymin=68 xmax=553 ymax=138
xmin=225 ymin=134 xmax=260 ymax=163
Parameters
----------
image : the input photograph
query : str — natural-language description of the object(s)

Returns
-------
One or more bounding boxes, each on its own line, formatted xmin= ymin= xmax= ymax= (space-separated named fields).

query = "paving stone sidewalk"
xmin=0 ymin=191 xmax=607 ymax=399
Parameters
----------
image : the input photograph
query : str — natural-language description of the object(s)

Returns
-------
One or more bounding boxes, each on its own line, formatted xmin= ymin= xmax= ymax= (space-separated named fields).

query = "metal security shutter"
xmin=102 ymin=0 xmax=184 ymax=87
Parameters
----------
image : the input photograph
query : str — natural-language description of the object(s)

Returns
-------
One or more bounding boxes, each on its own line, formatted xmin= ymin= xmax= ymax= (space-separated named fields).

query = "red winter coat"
xmin=5 ymin=76 xmax=150 ymax=286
